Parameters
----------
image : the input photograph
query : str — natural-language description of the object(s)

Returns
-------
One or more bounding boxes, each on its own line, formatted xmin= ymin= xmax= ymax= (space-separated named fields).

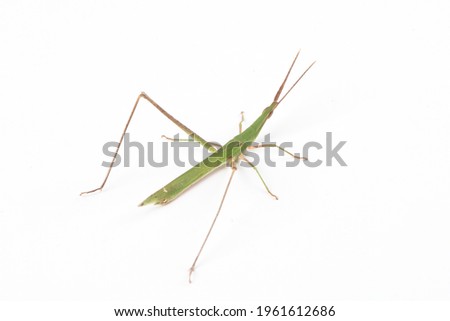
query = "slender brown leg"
xmin=81 ymin=92 xmax=215 ymax=195
xmin=247 ymin=143 xmax=307 ymax=160
xmin=188 ymin=160 xmax=237 ymax=283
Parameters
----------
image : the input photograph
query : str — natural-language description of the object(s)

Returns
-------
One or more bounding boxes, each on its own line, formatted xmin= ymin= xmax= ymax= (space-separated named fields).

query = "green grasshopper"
xmin=81 ymin=51 xmax=315 ymax=282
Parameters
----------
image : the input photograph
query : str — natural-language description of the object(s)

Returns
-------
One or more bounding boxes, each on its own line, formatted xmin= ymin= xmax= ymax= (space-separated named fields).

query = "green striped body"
xmin=139 ymin=102 xmax=277 ymax=206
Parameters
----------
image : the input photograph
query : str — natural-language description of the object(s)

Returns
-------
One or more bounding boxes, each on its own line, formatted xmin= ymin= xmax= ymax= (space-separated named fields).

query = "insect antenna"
xmin=273 ymin=50 xmax=301 ymax=103
xmin=278 ymin=60 xmax=316 ymax=104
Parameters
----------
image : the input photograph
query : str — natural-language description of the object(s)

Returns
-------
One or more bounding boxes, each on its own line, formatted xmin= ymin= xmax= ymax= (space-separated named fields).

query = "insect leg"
xmin=188 ymin=159 xmax=237 ymax=283
xmin=161 ymin=135 xmax=221 ymax=151
xmin=81 ymin=92 xmax=216 ymax=195
xmin=241 ymin=156 xmax=278 ymax=200
xmin=239 ymin=111 xmax=245 ymax=134
xmin=248 ymin=143 xmax=307 ymax=160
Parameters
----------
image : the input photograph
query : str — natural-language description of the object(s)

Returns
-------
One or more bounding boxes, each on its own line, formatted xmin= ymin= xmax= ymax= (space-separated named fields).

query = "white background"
xmin=1 ymin=0 xmax=449 ymax=319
